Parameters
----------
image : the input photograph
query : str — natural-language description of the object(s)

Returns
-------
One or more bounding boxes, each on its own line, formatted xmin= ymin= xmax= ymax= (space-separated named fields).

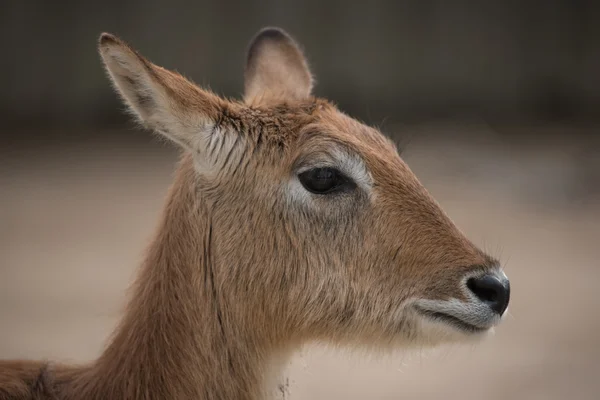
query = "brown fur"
xmin=0 ymin=28 xmax=500 ymax=399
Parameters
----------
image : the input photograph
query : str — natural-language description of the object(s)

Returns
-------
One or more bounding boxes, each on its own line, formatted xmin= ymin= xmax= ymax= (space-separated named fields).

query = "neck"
xmin=68 ymin=156 xmax=286 ymax=400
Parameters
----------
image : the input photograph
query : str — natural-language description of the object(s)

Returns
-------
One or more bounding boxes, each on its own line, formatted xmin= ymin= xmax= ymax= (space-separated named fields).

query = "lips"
xmin=414 ymin=306 xmax=489 ymax=334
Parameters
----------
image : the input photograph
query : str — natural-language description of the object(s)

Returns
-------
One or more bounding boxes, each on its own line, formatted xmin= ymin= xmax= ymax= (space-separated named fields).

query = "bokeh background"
xmin=1 ymin=1 xmax=599 ymax=399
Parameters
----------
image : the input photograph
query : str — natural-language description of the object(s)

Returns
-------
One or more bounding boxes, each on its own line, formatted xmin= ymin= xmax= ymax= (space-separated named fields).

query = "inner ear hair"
xmin=98 ymin=33 xmax=228 ymax=151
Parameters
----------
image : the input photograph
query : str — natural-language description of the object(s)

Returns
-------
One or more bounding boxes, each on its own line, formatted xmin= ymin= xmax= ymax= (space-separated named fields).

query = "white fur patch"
xmin=191 ymin=125 xmax=249 ymax=178
xmin=289 ymin=146 xmax=372 ymax=205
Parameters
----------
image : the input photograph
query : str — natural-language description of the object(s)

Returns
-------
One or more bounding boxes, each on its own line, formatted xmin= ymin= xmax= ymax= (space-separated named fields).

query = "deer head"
xmin=98 ymin=27 xmax=509 ymax=352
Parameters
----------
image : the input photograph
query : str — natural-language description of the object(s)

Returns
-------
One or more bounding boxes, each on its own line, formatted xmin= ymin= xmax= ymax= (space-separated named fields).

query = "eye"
xmin=298 ymin=167 xmax=355 ymax=194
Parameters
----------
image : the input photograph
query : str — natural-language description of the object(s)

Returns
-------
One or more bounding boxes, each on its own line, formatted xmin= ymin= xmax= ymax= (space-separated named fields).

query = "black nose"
xmin=467 ymin=275 xmax=510 ymax=315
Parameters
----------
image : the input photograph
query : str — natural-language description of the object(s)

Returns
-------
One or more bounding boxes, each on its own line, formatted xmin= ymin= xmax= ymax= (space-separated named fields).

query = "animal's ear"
xmin=98 ymin=33 xmax=225 ymax=151
xmin=244 ymin=27 xmax=313 ymax=105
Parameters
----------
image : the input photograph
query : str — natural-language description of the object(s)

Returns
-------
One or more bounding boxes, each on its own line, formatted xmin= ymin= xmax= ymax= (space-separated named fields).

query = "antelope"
xmin=0 ymin=27 xmax=510 ymax=399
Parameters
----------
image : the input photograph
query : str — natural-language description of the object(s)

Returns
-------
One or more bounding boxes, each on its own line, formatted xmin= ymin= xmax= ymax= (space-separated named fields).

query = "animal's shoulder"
xmin=0 ymin=361 xmax=57 ymax=400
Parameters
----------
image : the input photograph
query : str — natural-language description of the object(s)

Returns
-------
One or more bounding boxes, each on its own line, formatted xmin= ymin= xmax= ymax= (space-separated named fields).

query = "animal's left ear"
xmin=244 ymin=27 xmax=313 ymax=105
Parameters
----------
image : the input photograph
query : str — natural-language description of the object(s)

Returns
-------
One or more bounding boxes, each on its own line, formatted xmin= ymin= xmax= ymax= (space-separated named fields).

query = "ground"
xmin=1 ymin=124 xmax=599 ymax=399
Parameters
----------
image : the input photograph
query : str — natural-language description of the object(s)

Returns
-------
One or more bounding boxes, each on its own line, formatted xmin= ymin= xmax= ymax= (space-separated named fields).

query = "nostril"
xmin=467 ymin=275 xmax=510 ymax=315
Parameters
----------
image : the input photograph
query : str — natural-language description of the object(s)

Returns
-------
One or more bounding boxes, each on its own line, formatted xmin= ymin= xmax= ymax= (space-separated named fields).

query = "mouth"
xmin=414 ymin=306 xmax=490 ymax=334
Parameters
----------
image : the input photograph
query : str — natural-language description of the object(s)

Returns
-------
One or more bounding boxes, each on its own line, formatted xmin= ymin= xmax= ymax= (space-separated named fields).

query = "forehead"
xmin=289 ymin=102 xmax=404 ymax=173
xmin=245 ymin=99 xmax=407 ymax=178
xmin=246 ymin=99 xmax=395 ymax=155
xmin=313 ymin=105 xmax=398 ymax=155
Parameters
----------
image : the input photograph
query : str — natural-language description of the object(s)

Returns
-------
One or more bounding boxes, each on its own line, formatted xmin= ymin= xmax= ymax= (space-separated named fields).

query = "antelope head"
xmin=98 ymin=27 xmax=509 ymax=351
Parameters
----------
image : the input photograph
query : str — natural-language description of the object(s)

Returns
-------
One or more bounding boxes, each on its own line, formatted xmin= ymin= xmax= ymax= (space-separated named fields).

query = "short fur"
xmin=0 ymin=28 xmax=505 ymax=399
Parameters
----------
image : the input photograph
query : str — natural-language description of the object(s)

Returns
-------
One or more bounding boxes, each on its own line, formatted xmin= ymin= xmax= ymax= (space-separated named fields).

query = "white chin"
xmin=414 ymin=316 xmax=494 ymax=346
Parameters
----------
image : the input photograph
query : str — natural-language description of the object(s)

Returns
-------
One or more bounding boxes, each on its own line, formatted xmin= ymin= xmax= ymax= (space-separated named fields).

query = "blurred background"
xmin=1 ymin=1 xmax=599 ymax=399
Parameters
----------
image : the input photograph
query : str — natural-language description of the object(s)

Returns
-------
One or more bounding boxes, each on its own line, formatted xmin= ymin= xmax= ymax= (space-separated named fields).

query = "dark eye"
xmin=298 ymin=167 xmax=355 ymax=194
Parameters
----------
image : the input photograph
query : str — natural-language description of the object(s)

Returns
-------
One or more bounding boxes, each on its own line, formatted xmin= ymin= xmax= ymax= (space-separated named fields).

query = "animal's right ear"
xmin=98 ymin=33 xmax=226 ymax=153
